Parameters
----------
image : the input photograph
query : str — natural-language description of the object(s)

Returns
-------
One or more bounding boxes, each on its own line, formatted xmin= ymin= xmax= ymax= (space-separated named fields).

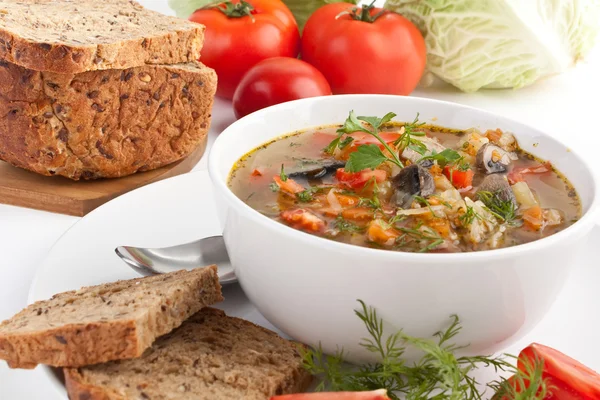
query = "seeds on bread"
xmin=0 ymin=0 xmax=204 ymax=74
xmin=65 ymin=308 xmax=314 ymax=400
xmin=0 ymin=60 xmax=217 ymax=179
xmin=0 ymin=266 xmax=223 ymax=369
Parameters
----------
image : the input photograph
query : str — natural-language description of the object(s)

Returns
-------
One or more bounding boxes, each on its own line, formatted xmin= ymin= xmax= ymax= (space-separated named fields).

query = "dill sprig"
xmin=413 ymin=195 xmax=443 ymax=218
xmin=395 ymin=223 xmax=444 ymax=253
xmin=300 ymin=300 xmax=548 ymax=400
xmin=459 ymin=205 xmax=482 ymax=226
xmin=333 ymin=216 xmax=365 ymax=233
xmin=478 ymin=191 xmax=517 ymax=223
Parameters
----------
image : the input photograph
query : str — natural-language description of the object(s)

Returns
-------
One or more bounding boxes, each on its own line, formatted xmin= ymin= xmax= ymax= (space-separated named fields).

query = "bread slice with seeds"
xmin=65 ymin=308 xmax=313 ymax=400
xmin=0 ymin=0 xmax=204 ymax=74
xmin=0 ymin=266 xmax=223 ymax=369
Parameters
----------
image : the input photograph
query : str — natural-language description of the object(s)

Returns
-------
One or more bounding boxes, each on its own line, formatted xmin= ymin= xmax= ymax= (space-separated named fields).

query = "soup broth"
xmin=229 ymin=114 xmax=581 ymax=253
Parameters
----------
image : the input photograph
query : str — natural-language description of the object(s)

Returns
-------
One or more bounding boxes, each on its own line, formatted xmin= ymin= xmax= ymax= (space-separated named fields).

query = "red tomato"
xmin=350 ymin=132 xmax=401 ymax=146
xmin=271 ymin=389 xmax=390 ymax=400
xmin=519 ymin=344 xmax=600 ymax=399
xmin=495 ymin=374 xmax=585 ymax=400
xmin=443 ymin=166 xmax=474 ymax=189
xmin=189 ymin=0 xmax=300 ymax=99
xmin=302 ymin=3 xmax=426 ymax=95
xmin=233 ymin=57 xmax=331 ymax=119
xmin=336 ymin=168 xmax=387 ymax=189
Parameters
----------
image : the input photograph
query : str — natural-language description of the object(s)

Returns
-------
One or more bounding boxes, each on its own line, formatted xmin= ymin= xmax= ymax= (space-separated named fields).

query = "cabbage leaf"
xmin=385 ymin=0 xmax=600 ymax=92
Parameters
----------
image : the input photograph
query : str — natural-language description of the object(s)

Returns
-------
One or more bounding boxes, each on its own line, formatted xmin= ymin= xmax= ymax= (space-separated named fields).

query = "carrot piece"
xmin=251 ymin=168 xmax=264 ymax=177
xmin=335 ymin=194 xmax=360 ymax=207
xmin=428 ymin=218 xmax=451 ymax=238
xmin=367 ymin=220 xmax=399 ymax=245
xmin=523 ymin=205 xmax=543 ymax=231
xmin=273 ymin=176 xmax=305 ymax=194
xmin=342 ymin=207 xmax=375 ymax=221
xmin=462 ymin=142 xmax=477 ymax=156
xmin=280 ymin=209 xmax=325 ymax=232
xmin=485 ymin=128 xmax=503 ymax=143
xmin=430 ymin=164 xmax=443 ymax=176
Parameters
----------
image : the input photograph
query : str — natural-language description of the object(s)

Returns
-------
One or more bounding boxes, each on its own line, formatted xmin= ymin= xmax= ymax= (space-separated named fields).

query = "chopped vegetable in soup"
xmin=229 ymin=111 xmax=581 ymax=253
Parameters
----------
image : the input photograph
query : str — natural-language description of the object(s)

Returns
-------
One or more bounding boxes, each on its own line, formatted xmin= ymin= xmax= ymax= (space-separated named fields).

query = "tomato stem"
xmin=337 ymin=0 xmax=386 ymax=23
xmin=212 ymin=1 xmax=255 ymax=21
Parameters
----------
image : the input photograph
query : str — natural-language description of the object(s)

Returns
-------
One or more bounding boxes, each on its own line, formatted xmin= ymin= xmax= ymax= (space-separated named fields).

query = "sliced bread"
xmin=0 ymin=60 xmax=217 ymax=179
xmin=0 ymin=0 xmax=204 ymax=74
xmin=65 ymin=308 xmax=313 ymax=400
xmin=0 ymin=266 xmax=223 ymax=369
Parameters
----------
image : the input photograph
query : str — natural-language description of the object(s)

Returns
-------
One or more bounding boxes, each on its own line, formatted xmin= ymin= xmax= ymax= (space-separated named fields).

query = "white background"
xmin=1 ymin=0 xmax=599 ymax=398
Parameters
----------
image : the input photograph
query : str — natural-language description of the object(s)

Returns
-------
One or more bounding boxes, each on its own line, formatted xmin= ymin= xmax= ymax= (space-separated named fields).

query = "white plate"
xmin=28 ymin=170 xmax=283 ymax=399
xmin=29 ymin=170 xmax=600 ymax=399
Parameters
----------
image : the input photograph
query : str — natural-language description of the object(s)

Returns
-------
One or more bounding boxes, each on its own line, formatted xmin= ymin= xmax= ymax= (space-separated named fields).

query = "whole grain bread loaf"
xmin=65 ymin=308 xmax=313 ymax=400
xmin=0 ymin=60 xmax=216 ymax=179
xmin=0 ymin=0 xmax=204 ymax=74
xmin=0 ymin=266 xmax=223 ymax=369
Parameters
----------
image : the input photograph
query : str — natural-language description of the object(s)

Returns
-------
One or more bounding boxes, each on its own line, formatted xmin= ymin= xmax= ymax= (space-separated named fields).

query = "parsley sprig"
xmin=418 ymin=148 xmax=462 ymax=167
xmin=300 ymin=300 xmax=548 ymax=400
xmin=326 ymin=111 xmax=404 ymax=172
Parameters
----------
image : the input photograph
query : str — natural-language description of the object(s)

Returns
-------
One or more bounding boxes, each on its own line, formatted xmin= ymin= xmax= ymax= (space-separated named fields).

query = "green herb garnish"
xmin=296 ymin=186 xmax=329 ymax=203
xmin=418 ymin=148 xmax=462 ymax=167
xmin=459 ymin=205 xmax=482 ymax=226
xmin=392 ymin=113 xmax=427 ymax=155
xmin=296 ymin=190 xmax=315 ymax=203
xmin=413 ymin=195 xmax=442 ymax=218
xmin=280 ymin=164 xmax=288 ymax=182
xmin=300 ymin=300 xmax=548 ymax=400
xmin=269 ymin=182 xmax=280 ymax=192
xmin=358 ymin=194 xmax=381 ymax=210
xmin=326 ymin=111 xmax=404 ymax=171
xmin=478 ymin=191 xmax=517 ymax=223
xmin=396 ymin=223 xmax=444 ymax=253
xmin=345 ymin=144 xmax=390 ymax=172
xmin=333 ymin=216 xmax=365 ymax=233
xmin=338 ymin=136 xmax=354 ymax=149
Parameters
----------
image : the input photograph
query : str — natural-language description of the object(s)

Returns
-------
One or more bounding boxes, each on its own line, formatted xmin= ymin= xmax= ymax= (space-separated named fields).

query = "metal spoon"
xmin=115 ymin=235 xmax=237 ymax=284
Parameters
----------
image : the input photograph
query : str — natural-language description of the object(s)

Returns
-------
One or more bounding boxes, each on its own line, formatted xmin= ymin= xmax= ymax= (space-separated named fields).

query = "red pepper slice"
xmin=443 ymin=166 xmax=474 ymax=189
xmin=335 ymin=168 xmax=387 ymax=190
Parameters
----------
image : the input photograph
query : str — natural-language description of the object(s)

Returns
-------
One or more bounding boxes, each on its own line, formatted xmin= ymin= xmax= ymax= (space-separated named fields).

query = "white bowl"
xmin=208 ymin=95 xmax=600 ymax=363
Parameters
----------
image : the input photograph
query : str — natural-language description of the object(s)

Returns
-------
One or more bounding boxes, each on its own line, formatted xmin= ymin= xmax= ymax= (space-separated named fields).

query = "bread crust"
xmin=0 ymin=0 xmax=205 ymax=74
xmin=0 ymin=60 xmax=216 ymax=180
xmin=0 ymin=267 xmax=223 ymax=368
xmin=66 ymin=368 xmax=124 ymax=400
xmin=64 ymin=308 xmax=314 ymax=400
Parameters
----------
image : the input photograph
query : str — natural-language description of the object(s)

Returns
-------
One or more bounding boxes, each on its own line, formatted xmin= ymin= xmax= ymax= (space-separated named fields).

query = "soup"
xmin=229 ymin=111 xmax=581 ymax=253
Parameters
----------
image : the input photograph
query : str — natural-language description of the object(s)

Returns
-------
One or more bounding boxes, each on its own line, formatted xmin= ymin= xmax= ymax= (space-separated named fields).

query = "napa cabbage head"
xmin=385 ymin=0 xmax=600 ymax=92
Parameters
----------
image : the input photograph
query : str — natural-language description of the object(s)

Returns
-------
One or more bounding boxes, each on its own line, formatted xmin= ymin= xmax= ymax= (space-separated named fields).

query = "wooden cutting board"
xmin=0 ymin=140 xmax=206 ymax=217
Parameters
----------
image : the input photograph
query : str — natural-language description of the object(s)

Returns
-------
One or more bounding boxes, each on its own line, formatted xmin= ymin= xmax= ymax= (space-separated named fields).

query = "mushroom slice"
xmin=391 ymin=164 xmax=435 ymax=208
xmin=288 ymin=159 xmax=346 ymax=179
xmin=476 ymin=143 xmax=517 ymax=174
